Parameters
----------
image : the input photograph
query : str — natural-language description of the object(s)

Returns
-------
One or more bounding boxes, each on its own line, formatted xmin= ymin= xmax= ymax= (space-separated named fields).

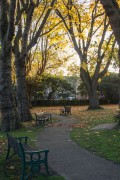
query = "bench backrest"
xmin=7 ymin=132 xmax=20 ymax=153
xmin=35 ymin=112 xmax=44 ymax=119
xmin=6 ymin=132 xmax=25 ymax=161
xmin=64 ymin=106 xmax=71 ymax=112
xmin=35 ymin=112 xmax=44 ymax=116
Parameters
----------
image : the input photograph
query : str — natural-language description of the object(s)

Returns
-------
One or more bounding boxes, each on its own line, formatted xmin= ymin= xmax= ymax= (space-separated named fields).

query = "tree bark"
xmin=0 ymin=0 xmax=19 ymax=131
xmin=100 ymin=0 xmax=120 ymax=46
xmin=80 ymin=68 xmax=100 ymax=109
xmin=15 ymin=56 xmax=32 ymax=121
xmin=88 ymin=85 xmax=100 ymax=109
xmin=0 ymin=47 xmax=19 ymax=131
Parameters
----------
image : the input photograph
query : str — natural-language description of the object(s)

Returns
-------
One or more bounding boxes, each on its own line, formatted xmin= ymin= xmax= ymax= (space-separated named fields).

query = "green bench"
xmin=35 ymin=112 xmax=52 ymax=126
xmin=6 ymin=132 xmax=49 ymax=180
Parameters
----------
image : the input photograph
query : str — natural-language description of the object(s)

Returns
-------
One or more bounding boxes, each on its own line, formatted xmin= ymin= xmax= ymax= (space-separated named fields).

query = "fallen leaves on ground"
xmin=69 ymin=122 xmax=88 ymax=128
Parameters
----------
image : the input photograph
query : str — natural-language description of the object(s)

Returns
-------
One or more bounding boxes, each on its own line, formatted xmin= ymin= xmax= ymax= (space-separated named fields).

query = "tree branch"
xmin=27 ymin=0 xmax=57 ymax=52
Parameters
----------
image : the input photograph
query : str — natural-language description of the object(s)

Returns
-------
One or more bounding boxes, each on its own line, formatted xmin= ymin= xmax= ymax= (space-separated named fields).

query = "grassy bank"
xmin=69 ymin=105 xmax=120 ymax=164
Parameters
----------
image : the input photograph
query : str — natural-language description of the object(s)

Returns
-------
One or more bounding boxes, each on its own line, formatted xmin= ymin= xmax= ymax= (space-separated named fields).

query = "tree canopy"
xmin=0 ymin=0 xmax=119 ymax=131
xmin=55 ymin=0 xmax=116 ymax=109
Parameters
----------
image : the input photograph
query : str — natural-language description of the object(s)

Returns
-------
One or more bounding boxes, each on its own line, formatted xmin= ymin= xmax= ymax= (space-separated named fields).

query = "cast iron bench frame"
xmin=60 ymin=106 xmax=71 ymax=116
xmin=35 ymin=112 xmax=52 ymax=126
xmin=6 ymin=132 xmax=49 ymax=180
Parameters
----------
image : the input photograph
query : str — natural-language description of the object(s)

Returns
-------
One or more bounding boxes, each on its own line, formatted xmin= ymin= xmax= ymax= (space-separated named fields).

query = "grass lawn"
xmin=69 ymin=104 xmax=120 ymax=164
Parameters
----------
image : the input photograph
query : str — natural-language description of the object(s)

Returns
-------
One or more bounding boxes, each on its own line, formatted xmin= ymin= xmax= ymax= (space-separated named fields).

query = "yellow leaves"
xmin=95 ymin=131 xmax=99 ymax=134
xmin=98 ymin=78 xmax=102 ymax=83
xmin=81 ymin=62 xmax=87 ymax=71
xmin=89 ymin=64 xmax=94 ymax=70
xmin=76 ymin=32 xmax=85 ymax=39
xmin=68 ymin=9 xmax=74 ymax=16
xmin=84 ymin=132 xmax=90 ymax=135
xmin=53 ymin=4 xmax=59 ymax=9
xmin=89 ymin=2 xmax=95 ymax=9
xmin=8 ymin=166 xmax=15 ymax=170
xmin=30 ymin=139 xmax=37 ymax=142
xmin=49 ymin=38 xmax=57 ymax=46
xmin=27 ymin=130 xmax=32 ymax=133
xmin=48 ymin=6 xmax=52 ymax=10
xmin=105 ymin=72 xmax=110 ymax=76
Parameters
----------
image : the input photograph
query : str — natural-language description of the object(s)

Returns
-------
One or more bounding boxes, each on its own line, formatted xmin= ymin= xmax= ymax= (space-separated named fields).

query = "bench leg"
xmin=45 ymin=161 xmax=49 ymax=175
xmin=6 ymin=145 xmax=10 ymax=161
xmin=42 ymin=120 xmax=46 ymax=126
xmin=48 ymin=114 xmax=52 ymax=123
xmin=21 ymin=165 xmax=25 ymax=180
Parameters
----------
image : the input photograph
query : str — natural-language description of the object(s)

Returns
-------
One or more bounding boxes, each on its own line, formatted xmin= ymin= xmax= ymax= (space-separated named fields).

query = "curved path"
xmin=36 ymin=114 xmax=120 ymax=180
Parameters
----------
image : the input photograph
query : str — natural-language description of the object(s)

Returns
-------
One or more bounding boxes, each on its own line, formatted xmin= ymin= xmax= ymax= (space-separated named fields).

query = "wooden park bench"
xmin=35 ymin=112 xmax=52 ymax=126
xmin=6 ymin=132 xmax=49 ymax=180
xmin=60 ymin=106 xmax=71 ymax=116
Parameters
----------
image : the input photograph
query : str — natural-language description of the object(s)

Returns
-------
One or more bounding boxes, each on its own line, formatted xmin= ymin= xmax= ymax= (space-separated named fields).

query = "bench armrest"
xmin=25 ymin=149 xmax=49 ymax=154
xmin=24 ymin=149 xmax=49 ymax=161
xmin=16 ymin=136 xmax=28 ymax=144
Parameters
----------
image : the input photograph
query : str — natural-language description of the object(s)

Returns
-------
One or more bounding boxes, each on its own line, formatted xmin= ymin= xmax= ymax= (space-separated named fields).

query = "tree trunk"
xmin=88 ymin=86 xmax=100 ymax=109
xmin=15 ymin=57 xmax=32 ymax=122
xmin=0 ymin=45 xmax=19 ymax=131
xmin=0 ymin=0 xmax=19 ymax=131
xmin=100 ymin=0 xmax=120 ymax=46
xmin=80 ymin=68 xmax=100 ymax=109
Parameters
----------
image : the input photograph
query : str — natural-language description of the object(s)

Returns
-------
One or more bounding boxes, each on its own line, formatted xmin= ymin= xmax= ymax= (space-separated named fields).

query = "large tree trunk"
xmin=88 ymin=85 xmax=100 ymax=109
xmin=0 ymin=47 xmax=19 ymax=131
xmin=0 ymin=0 xmax=19 ymax=131
xmin=15 ymin=57 xmax=32 ymax=122
xmin=80 ymin=69 xmax=100 ymax=109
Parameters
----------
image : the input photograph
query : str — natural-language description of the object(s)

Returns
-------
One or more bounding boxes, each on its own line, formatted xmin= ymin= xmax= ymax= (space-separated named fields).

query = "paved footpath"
xmin=36 ymin=114 xmax=120 ymax=180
